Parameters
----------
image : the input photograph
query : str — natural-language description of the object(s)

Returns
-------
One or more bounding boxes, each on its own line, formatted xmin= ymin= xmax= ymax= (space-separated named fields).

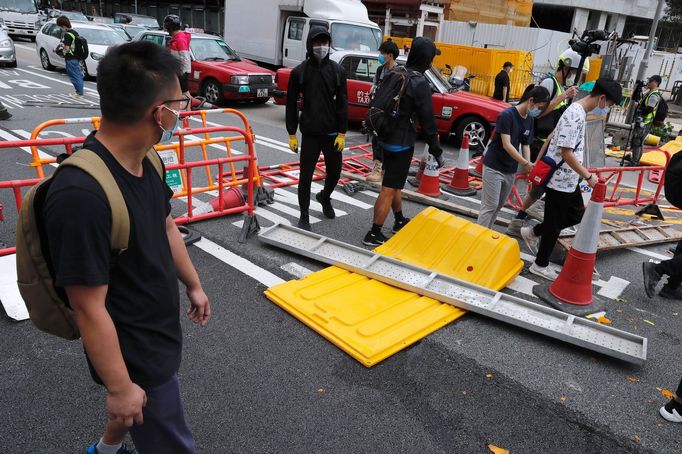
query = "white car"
xmin=0 ymin=25 xmax=17 ymax=68
xmin=36 ymin=20 xmax=127 ymax=79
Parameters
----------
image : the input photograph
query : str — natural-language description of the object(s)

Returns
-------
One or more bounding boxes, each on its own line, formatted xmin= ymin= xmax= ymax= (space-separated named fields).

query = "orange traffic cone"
xmin=443 ymin=133 xmax=476 ymax=196
xmin=533 ymin=178 xmax=607 ymax=316
xmin=407 ymin=145 xmax=429 ymax=187
xmin=417 ymin=152 xmax=442 ymax=197
xmin=192 ymin=187 xmax=245 ymax=215
xmin=470 ymin=155 xmax=483 ymax=178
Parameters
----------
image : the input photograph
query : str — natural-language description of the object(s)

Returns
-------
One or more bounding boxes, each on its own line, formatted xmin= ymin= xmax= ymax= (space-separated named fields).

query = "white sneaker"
xmin=520 ymin=226 xmax=539 ymax=255
xmin=68 ymin=92 xmax=84 ymax=99
xmin=529 ymin=263 xmax=558 ymax=281
xmin=505 ymin=218 xmax=524 ymax=237
xmin=660 ymin=401 xmax=682 ymax=423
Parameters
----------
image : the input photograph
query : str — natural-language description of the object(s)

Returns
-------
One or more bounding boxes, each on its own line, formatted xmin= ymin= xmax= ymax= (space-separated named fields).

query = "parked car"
xmin=36 ymin=20 xmax=127 ymax=79
xmin=0 ymin=26 xmax=17 ymax=67
xmin=88 ymin=16 xmax=115 ymax=24
xmin=47 ymin=9 xmax=89 ymax=22
xmin=108 ymin=23 xmax=146 ymax=41
xmin=114 ymin=13 xmax=159 ymax=29
xmin=133 ymin=29 xmax=277 ymax=105
xmin=274 ymin=51 xmax=508 ymax=147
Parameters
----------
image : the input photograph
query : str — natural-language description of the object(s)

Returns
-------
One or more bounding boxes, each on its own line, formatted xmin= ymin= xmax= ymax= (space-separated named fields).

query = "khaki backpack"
xmin=16 ymin=149 xmax=164 ymax=339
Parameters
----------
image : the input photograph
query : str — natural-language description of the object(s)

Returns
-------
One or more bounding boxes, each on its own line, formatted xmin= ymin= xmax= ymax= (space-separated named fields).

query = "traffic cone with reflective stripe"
xmin=408 ymin=145 xmax=429 ymax=187
xmin=192 ymin=187 xmax=245 ymax=215
xmin=470 ymin=155 xmax=484 ymax=178
xmin=417 ymin=152 xmax=442 ymax=197
xmin=443 ymin=133 xmax=476 ymax=196
xmin=533 ymin=178 xmax=607 ymax=316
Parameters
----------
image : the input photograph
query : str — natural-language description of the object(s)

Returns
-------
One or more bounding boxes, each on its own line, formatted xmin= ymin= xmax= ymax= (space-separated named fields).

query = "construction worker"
xmin=366 ymin=39 xmax=400 ymax=184
xmin=521 ymin=78 xmax=622 ymax=281
xmin=492 ymin=61 xmax=513 ymax=102
xmin=629 ymin=75 xmax=663 ymax=165
xmin=286 ymin=26 xmax=348 ymax=231
xmin=506 ymin=49 xmax=586 ymax=237
xmin=362 ymin=37 xmax=444 ymax=247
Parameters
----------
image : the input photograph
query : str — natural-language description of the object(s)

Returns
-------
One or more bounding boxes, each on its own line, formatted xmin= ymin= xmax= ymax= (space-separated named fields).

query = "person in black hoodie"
xmin=362 ymin=37 xmax=444 ymax=247
xmin=286 ymin=26 xmax=348 ymax=231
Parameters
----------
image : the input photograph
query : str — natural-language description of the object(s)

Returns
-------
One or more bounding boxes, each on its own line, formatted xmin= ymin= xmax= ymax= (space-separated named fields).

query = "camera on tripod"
xmin=569 ymin=29 xmax=609 ymax=59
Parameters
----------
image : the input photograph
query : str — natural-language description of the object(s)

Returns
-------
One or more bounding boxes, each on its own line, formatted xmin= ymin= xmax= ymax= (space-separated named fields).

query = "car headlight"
xmin=90 ymin=52 xmax=105 ymax=61
xmin=231 ymin=75 xmax=249 ymax=85
xmin=0 ymin=39 xmax=11 ymax=48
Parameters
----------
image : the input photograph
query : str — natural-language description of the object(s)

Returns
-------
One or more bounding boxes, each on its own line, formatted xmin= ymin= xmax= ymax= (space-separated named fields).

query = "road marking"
xmin=13 ymin=43 xmax=36 ymax=52
xmin=273 ymin=188 xmax=348 ymax=216
xmin=0 ymin=254 xmax=29 ymax=321
xmin=267 ymin=201 xmax=321 ymax=223
xmin=506 ymin=275 xmax=536 ymax=296
xmin=310 ymin=181 xmax=373 ymax=209
xmin=0 ymin=128 xmax=56 ymax=166
xmin=183 ymin=134 xmax=243 ymax=155
xmin=596 ymin=276 xmax=630 ymax=299
xmin=17 ymin=67 xmax=98 ymax=94
xmin=629 ymin=247 xmax=670 ymax=261
xmin=193 ymin=238 xmax=285 ymax=288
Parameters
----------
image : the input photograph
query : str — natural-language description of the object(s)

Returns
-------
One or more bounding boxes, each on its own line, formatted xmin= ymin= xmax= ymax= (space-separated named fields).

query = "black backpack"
xmin=67 ymin=31 xmax=89 ymax=60
xmin=654 ymin=97 xmax=668 ymax=124
xmin=665 ymin=151 xmax=682 ymax=209
xmin=364 ymin=66 xmax=416 ymax=138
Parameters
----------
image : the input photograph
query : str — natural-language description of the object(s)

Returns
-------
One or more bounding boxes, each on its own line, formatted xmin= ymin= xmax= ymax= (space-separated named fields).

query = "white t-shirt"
xmin=546 ymin=102 xmax=586 ymax=193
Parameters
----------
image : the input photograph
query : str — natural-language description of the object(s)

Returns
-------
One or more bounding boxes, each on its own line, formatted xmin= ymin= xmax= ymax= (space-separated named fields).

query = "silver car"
xmin=0 ymin=24 xmax=17 ymax=68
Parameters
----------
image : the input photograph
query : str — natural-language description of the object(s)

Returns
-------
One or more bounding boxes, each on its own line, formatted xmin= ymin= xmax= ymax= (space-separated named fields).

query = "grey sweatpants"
xmin=477 ymin=165 xmax=515 ymax=229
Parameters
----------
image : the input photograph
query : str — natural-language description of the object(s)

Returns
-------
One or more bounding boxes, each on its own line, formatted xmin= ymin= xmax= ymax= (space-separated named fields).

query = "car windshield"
xmin=130 ymin=16 xmax=159 ymax=27
xmin=74 ymin=27 xmax=127 ymax=46
xmin=190 ymin=38 xmax=239 ymax=61
xmin=0 ymin=0 xmax=38 ymax=14
xmin=331 ymin=23 xmax=382 ymax=52
xmin=427 ymin=67 xmax=453 ymax=93
xmin=62 ymin=11 xmax=88 ymax=21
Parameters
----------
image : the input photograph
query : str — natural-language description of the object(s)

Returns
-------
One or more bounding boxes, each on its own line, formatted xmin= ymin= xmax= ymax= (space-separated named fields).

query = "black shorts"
xmin=382 ymin=148 xmax=414 ymax=189
xmin=178 ymin=73 xmax=189 ymax=93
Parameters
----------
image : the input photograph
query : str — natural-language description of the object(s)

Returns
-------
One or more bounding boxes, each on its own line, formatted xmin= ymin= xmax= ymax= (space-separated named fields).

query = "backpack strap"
xmin=59 ymin=150 xmax=129 ymax=252
xmin=145 ymin=149 xmax=164 ymax=181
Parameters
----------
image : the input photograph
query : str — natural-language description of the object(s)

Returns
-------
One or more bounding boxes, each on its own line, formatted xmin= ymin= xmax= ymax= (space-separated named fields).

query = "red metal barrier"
xmin=0 ymin=125 xmax=258 ymax=257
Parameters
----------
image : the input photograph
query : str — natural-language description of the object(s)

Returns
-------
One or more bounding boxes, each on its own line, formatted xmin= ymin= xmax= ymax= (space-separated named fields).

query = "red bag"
xmin=528 ymin=156 xmax=564 ymax=187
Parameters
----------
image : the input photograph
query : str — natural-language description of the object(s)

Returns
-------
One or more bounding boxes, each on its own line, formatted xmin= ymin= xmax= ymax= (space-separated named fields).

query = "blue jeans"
xmin=65 ymin=58 xmax=84 ymax=95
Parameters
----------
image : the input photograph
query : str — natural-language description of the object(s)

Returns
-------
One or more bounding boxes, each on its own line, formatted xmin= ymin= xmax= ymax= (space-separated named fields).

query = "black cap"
xmin=594 ymin=77 xmax=623 ymax=104
xmin=503 ymin=61 xmax=513 ymax=68
xmin=649 ymin=75 xmax=662 ymax=85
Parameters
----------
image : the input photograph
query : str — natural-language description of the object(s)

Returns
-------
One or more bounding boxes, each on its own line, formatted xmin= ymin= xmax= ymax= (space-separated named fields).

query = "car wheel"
xmin=40 ymin=49 xmax=54 ymax=70
xmin=454 ymin=115 xmax=489 ymax=148
xmin=201 ymin=79 xmax=224 ymax=106
xmin=80 ymin=60 xmax=91 ymax=81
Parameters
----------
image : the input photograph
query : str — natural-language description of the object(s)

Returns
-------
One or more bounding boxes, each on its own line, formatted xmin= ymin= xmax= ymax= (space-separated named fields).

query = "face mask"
xmin=377 ymin=54 xmax=386 ymax=65
xmin=158 ymin=106 xmax=180 ymax=144
xmin=312 ymin=45 xmax=330 ymax=61
xmin=591 ymin=98 xmax=611 ymax=116
xmin=529 ymin=107 xmax=543 ymax=118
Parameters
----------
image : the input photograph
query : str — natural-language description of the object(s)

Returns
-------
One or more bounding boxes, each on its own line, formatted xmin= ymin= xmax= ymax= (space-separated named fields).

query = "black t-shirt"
xmin=493 ymin=70 xmax=510 ymax=101
xmin=62 ymin=29 xmax=78 ymax=60
xmin=483 ymin=106 xmax=534 ymax=174
xmin=43 ymin=133 xmax=181 ymax=388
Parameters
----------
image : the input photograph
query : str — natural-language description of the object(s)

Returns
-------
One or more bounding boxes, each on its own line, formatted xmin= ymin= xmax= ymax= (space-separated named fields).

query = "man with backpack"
xmin=286 ymin=25 xmax=348 ymax=231
xmin=630 ymin=75 xmax=665 ymax=166
xmin=38 ymin=41 xmax=209 ymax=453
xmin=362 ymin=36 xmax=444 ymax=247
xmin=365 ymin=39 xmax=400 ymax=184
xmin=56 ymin=16 xmax=85 ymax=99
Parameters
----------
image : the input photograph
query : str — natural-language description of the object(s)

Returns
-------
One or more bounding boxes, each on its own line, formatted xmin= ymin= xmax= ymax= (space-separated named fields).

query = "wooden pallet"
xmin=558 ymin=224 xmax=682 ymax=251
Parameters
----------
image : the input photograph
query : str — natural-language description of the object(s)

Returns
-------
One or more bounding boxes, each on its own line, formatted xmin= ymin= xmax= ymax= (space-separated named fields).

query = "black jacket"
xmin=286 ymin=26 xmax=348 ymax=136
xmin=381 ymin=37 xmax=441 ymax=155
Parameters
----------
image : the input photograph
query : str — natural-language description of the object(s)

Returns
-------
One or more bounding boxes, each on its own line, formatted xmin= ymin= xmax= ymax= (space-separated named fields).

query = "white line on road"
xmin=628 ymin=247 xmax=670 ymax=262
xmin=0 ymin=254 xmax=29 ymax=321
xmin=17 ymin=67 xmax=98 ymax=94
xmin=0 ymin=129 xmax=56 ymax=166
xmin=193 ymin=238 xmax=285 ymax=288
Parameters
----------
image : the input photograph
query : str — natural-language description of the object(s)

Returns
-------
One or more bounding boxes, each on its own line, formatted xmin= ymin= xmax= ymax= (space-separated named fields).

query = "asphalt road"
xmin=0 ymin=40 xmax=681 ymax=454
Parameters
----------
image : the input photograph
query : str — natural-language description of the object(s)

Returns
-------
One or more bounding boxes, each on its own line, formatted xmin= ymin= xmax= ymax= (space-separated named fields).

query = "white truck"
xmin=0 ymin=0 xmax=45 ymax=40
xmin=224 ymin=0 xmax=383 ymax=67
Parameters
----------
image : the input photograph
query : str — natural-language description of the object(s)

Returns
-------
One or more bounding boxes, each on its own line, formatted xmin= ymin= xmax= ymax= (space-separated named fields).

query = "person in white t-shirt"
xmin=520 ymin=78 xmax=623 ymax=281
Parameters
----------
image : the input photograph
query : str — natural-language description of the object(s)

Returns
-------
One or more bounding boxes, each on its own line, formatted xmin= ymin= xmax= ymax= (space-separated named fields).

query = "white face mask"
xmin=312 ymin=45 xmax=330 ymax=61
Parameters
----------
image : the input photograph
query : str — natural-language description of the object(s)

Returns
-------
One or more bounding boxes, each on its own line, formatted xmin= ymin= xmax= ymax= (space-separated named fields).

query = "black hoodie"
xmin=286 ymin=26 xmax=348 ymax=136
xmin=381 ymin=37 xmax=441 ymax=155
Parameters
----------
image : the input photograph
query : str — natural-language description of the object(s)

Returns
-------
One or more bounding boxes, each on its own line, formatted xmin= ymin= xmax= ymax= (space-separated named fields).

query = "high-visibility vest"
xmin=551 ymin=75 xmax=567 ymax=112
xmin=641 ymin=89 xmax=661 ymax=125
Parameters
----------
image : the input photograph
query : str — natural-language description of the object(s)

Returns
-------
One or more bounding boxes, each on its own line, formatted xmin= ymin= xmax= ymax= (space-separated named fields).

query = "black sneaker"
xmin=297 ymin=214 xmax=311 ymax=231
xmin=0 ymin=110 xmax=11 ymax=121
xmin=660 ymin=285 xmax=682 ymax=300
xmin=392 ymin=217 xmax=411 ymax=233
xmin=363 ymin=230 xmax=388 ymax=247
xmin=315 ymin=192 xmax=335 ymax=219
xmin=642 ymin=262 xmax=662 ymax=298
xmin=660 ymin=399 xmax=682 ymax=423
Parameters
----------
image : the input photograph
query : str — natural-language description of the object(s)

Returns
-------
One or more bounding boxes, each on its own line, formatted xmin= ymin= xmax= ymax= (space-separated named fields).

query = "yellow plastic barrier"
xmin=265 ymin=207 xmax=523 ymax=367
xmin=389 ymin=36 xmax=532 ymax=99
xmin=444 ymin=0 xmax=533 ymax=27
xmin=641 ymin=136 xmax=682 ymax=166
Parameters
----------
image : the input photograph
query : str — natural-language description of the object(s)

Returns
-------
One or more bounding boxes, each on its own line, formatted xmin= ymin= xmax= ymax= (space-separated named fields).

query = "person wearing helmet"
xmin=506 ymin=48 xmax=585 ymax=237
xmin=164 ymin=15 xmax=192 ymax=101
xmin=286 ymin=26 xmax=348 ymax=231
xmin=629 ymin=75 xmax=663 ymax=165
